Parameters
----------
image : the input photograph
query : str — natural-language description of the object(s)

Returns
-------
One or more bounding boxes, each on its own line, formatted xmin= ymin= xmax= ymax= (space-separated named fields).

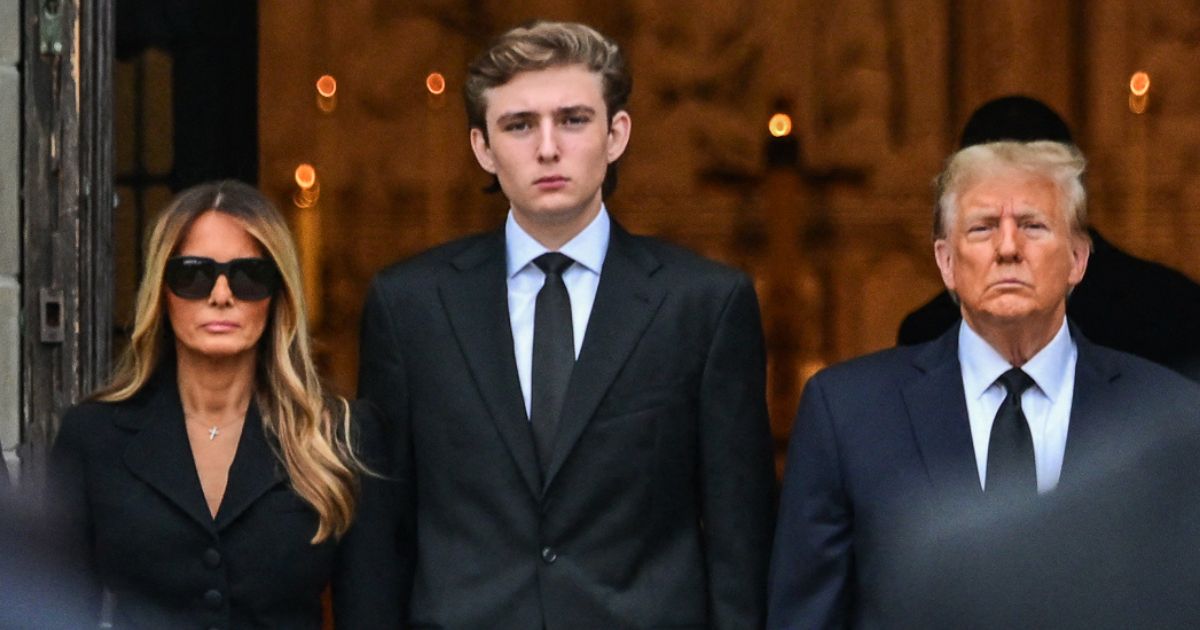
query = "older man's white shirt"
xmin=958 ymin=318 xmax=1077 ymax=493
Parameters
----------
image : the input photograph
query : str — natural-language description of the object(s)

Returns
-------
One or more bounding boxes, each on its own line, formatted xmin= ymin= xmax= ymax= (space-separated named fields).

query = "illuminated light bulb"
xmin=316 ymin=74 xmax=337 ymax=98
xmin=426 ymin=72 xmax=446 ymax=95
xmin=768 ymin=113 xmax=793 ymax=137
xmin=294 ymin=164 xmax=317 ymax=190
xmin=316 ymin=75 xmax=338 ymax=113
xmin=293 ymin=164 xmax=320 ymax=208
xmin=1129 ymin=71 xmax=1150 ymax=97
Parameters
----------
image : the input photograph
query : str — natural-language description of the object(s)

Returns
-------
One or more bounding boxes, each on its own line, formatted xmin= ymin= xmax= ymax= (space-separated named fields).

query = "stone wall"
xmin=0 ymin=0 xmax=20 ymax=480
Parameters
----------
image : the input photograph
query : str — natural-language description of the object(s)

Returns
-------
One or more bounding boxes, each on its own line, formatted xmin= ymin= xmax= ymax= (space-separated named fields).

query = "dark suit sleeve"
xmin=355 ymin=278 xmax=416 ymax=622
xmin=767 ymin=375 xmax=852 ymax=629
xmin=332 ymin=399 xmax=404 ymax=628
xmin=698 ymin=275 xmax=777 ymax=628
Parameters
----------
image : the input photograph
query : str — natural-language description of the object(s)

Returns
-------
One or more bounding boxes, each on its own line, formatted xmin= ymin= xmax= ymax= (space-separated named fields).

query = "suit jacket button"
xmin=541 ymin=546 xmax=557 ymax=563
xmin=204 ymin=548 xmax=221 ymax=568
xmin=204 ymin=589 xmax=223 ymax=608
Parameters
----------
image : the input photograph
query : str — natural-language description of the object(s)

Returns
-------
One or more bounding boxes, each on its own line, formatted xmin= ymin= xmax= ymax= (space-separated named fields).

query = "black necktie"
xmin=986 ymin=367 xmax=1037 ymax=496
xmin=530 ymin=253 xmax=575 ymax=477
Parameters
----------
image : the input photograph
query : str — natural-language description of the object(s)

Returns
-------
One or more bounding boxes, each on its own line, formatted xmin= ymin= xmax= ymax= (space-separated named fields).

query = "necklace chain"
xmin=185 ymin=415 xmax=245 ymax=441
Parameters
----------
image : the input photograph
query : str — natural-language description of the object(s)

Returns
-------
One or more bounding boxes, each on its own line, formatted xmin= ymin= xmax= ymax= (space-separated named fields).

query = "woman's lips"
xmin=201 ymin=321 xmax=241 ymax=333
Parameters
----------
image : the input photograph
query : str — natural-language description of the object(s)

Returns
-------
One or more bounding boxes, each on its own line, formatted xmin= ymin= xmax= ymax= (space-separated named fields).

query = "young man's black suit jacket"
xmin=767 ymin=323 xmax=1200 ymax=629
xmin=47 ymin=373 xmax=401 ymax=628
xmin=358 ymin=221 xmax=776 ymax=629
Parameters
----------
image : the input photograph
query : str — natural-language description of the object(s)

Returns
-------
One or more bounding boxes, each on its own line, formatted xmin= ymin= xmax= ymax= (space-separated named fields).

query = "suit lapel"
xmin=439 ymin=231 xmax=542 ymax=498
xmin=1059 ymin=327 xmax=1121 ymax=489
xmin=902 ymin=327 xmax=982 ymax=499
xmin=120 ymin=377 xmax=216 ymax=531
xmin=543 ymin=226 xmax=665 ymax=492
xmin=214 ymin=402 xmax=286 ymax=530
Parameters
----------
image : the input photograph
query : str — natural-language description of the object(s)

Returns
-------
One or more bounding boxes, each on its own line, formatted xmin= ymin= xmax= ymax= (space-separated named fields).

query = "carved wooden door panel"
xmin=20 ymin=0 xmax=114 ymax=493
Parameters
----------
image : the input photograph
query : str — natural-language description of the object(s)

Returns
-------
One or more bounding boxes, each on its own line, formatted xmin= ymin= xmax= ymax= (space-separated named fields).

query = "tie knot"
xmin=534 ymin=252 xmax=574 ymax=276
xmin=996 ymin=367 xmax=1035 ymax=397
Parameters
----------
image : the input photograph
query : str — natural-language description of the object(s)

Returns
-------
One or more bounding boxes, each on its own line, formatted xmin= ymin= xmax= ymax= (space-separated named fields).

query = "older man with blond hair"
xmin=768 ymin=140 xmax=1200 ymax=628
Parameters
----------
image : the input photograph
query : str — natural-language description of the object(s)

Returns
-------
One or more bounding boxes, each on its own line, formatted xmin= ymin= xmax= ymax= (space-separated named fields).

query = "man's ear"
xmin=934 ymin=239 xmax=956 ymax=292
xmin=606 ymin=110 xmax=632 ymax=163
xmin=470 ymin=127 xmax=496 ymax=174
xmin=1067 ymin=232 xmax=1091 ymax=287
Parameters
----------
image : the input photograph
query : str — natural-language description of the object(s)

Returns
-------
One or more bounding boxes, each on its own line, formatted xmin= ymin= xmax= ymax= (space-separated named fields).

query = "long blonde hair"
xmin=97 ymin=180 xmax=360 ymax=543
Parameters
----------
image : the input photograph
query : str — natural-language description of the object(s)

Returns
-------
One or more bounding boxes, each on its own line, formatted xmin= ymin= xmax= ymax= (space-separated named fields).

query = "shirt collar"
xmin=505 ymin=205 xmax=611 ymax=278
xmin=1019 ymin=319 xmax=1074 ymax=403
xmin=958 ymin=317 xmax=1074 ymax=402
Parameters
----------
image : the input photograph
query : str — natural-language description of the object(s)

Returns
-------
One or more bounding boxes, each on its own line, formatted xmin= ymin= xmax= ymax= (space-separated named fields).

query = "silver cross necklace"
xmin=185 ymin=415 xmax=246 ymax=441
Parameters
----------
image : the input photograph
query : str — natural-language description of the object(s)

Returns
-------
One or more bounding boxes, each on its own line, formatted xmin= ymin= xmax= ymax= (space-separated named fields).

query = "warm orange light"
xmin=293 ymin=188 xmax=320 ymax=208
xmin=1130 ymin=71 xmax=1150 ymax=96
xmin=1129 ymin=93 xmax=1149 ymax=115
xmin=316 ymin=74 xmax=337 ymax=98
xmin=768 ymin=113 xmax=793 ymax=137
xmin=426 ymin=72 xmax=446 ymax=95
xmin=294 ymin=164 xmax=317 ymax=190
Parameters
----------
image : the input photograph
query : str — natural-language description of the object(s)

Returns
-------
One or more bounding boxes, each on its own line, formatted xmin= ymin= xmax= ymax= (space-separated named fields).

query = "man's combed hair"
xmin=464 ymin=20 xmax=631 ymax=134
xmin=933 ymin=140 xmax=1089 ymax=241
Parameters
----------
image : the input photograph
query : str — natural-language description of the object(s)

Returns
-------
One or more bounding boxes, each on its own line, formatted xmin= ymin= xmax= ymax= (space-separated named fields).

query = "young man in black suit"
xmin=358 ymin=21 xmax=775 ymax=629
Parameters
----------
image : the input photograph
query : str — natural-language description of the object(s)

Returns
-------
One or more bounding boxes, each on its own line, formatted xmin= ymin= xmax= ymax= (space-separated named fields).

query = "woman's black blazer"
xmin=48 ymin=373 xmax=402 ymax=629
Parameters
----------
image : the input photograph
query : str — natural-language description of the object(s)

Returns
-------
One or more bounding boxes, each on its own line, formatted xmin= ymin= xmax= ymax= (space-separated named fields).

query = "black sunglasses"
xmin=164 ymin=256 xmax=281 ymax=301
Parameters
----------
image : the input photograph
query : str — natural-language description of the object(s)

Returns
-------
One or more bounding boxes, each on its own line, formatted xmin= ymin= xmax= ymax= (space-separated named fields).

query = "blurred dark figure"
xmin=887 ymin=396 xmax=1200 ymax=629
xmin=898 ymin=95 xmax=1200 ymax=381
xmin=0 ymin=492 xmax=94 ymax=629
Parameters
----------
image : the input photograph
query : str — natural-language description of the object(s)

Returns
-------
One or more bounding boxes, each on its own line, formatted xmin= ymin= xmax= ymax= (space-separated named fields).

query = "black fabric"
xmin=531 ymin=253 xmax=576 ymax=477
xmin=46 ymin=379 xmax=401 ymax=628
xmin=959 ymin=95 xmax=1073 ymax=147
xmin=986 ymin=368 xmax=1037 ymax=496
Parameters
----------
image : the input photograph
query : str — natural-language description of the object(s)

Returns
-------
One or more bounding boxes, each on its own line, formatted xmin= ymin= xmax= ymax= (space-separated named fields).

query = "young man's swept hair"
xmin=464 ymin=20 xmax=631 ymax=197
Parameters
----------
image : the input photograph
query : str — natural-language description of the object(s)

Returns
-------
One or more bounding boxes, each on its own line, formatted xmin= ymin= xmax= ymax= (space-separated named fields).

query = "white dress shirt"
xmin=958 ymin=318 xmax=1077 ymax=493
xmin=506 ymin=207 xmax=610 ymax=419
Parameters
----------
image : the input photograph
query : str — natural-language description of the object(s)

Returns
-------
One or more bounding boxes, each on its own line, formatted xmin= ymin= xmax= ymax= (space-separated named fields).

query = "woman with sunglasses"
xmin=48 ymin=180 xmax=400 ymax=628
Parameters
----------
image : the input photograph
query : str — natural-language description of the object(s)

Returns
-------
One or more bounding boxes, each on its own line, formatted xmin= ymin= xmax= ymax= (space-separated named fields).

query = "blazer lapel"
xmin=543 ymin=225 xmax=666 ymax=491
xmin=1058 ymin=326 xmax=1122 ymax=489
xmin=120 ymin=378 xmax=215 ymax=531
xmin=439 ymin=231 xmax=542 ymax=498
xmin=214 ymin=403 xmax=286 ymax=530
xmin=902 ymin=326 xmax=982 ymax=499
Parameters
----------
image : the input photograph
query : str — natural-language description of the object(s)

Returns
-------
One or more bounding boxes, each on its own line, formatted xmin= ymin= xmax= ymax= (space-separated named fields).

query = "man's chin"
xmin=968 ymin=300 xmax=1058 ymax=328
xmin=515 ymin=202 xmax=598 ymax=227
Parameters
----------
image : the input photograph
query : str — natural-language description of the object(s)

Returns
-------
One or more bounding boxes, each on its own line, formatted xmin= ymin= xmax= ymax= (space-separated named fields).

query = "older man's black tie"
xmin=986 ymin=367 xmax=1037 ymax=496
xmin=531 ymin=253 xmax=575 ymax=477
